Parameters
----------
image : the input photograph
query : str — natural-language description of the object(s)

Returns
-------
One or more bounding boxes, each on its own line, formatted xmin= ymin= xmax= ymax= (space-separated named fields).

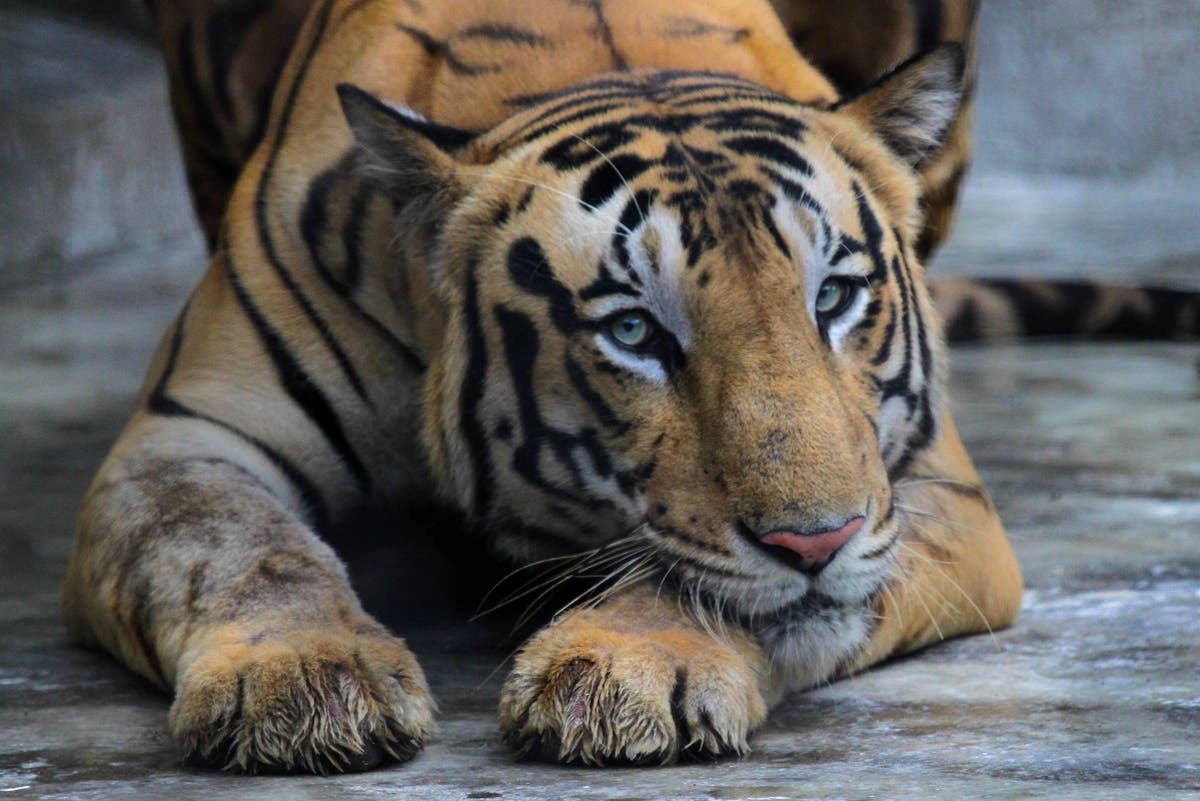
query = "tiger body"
xmin=64 ymin=0 xmax=1025 ymax=771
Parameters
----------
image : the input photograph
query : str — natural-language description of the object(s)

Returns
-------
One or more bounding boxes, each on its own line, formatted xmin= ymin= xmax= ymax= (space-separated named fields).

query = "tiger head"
xmin=340 ymin=46 xmax=964 ymax=679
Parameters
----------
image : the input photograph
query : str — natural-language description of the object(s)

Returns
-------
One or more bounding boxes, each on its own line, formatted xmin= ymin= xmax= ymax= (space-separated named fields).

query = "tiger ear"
xmin=833 ymin=43 xmax=965 ymax=169
xmin=336 ymin=83 xmax=474 ymax=207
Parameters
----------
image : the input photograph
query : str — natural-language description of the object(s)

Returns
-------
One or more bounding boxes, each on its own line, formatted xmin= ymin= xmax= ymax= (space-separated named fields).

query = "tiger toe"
xmin=169 ymin=624 xmax=434 ymax=773
xmin=499 ymin=612 xmax=768 ymax=766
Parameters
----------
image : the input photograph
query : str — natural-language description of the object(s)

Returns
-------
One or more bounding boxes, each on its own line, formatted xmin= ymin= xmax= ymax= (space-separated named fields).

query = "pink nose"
xmin=760 ymin=516 xmax=865 ymax=570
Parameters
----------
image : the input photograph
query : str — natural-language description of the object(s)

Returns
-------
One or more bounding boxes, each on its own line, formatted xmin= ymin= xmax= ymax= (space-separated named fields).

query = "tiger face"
xmin=342 ymin=48 xmax=961 ymax=680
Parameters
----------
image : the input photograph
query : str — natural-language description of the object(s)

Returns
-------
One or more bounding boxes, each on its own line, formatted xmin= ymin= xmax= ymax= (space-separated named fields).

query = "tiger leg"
xmin=499 ymin=582 xmax=770 ymax=766
xmin=849 ymin=412 xmax=1023 ymax=671
xmin=62 ymin=418 xmax=434 ymax=772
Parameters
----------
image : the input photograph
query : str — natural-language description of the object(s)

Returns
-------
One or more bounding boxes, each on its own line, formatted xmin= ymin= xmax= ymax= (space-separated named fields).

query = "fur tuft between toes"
xmin=499 ymin=622 xmax=767 ymax=767
xmin=170 ymin=627 xmax=435 ymax=774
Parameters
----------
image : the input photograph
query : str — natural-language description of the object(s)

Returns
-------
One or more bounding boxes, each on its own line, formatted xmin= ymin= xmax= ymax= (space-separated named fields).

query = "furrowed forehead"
xmin=476 ymin=72 xmax=900 ymax=283
xmin=485 ymin=71 xmax=811 ymax=154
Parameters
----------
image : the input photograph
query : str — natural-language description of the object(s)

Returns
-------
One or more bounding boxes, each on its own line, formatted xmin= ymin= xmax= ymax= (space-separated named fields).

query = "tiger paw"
xmin=169 ymin=623 xmax=434 ymax=773
xmin=498 ymin=609 xmax=768 ymax=765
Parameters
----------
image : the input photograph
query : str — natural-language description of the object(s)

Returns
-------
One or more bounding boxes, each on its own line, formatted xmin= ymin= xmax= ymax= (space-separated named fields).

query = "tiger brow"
xmin=569 ymin=132 xmax=648 ymax=230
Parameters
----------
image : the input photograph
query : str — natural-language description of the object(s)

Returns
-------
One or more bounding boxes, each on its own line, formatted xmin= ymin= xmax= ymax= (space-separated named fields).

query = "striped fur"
xmin=66 ymin=0 xmax=1027 ymax=772
xmin=151 ymin=0 xmax=978 ymax=261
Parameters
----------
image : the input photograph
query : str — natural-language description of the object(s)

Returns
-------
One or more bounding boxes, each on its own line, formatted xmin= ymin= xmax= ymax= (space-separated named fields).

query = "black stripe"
xmin=507 ymin=237 xmax=588 ymax=335
xmin=395 ymin=23 xmax=440 ymax=57
xmin=722 ymin=135 xmax=813 ymax=177
xmin=335 ymin=0 xmax=387 ymax=25
xmin=853 ymin=183 xmax=888 ymax=282
xmin=494 ymin=304 xmax=614 ymax=509
xmin=395 ymin=24 xmax=500 ymax=76
xmin=658 ymin=16 xmax=749 ymax=44
xmin=298 ymin=153 xmax=427 ymax=372
xmin=914 ymin=0 xmax=945 ymax=54
xmin=149 ymin=304 xmax=191 ymax=406
xmin=176 ymin=23 xmax=230 ymax=167
xmin=764 ymin=168 xmax=824 ymax=216
xmin=760 ymin=207 xmax=792 ymax=262
xmin=965 ymin=279 xmax=1200 ymax=341
xmin=341 ymin=180 xmax=373 ymax=292
xmin=902 ymin=476 xmax=990 ymax=505
xmin=578 ymin=153 xmax=653 ymax=211
xmin=513 ymin=102 xmax=631 ymax=147
xmin=147 ymin=309 xmax=332 ymax=531
xmin=458 ymin=23 xmax=548 ymax=46
xmin=578 ymin=262 xmax=641 ymax=301
xmin=578 ymin=0 xmax=627 ymax=69
xmin=860 ymin=527 xmax=902 ymax=561
xmin=566 ymin=356 xmax=627 ymax=433
xmin=459 ymin=263 xmax=494 ymax=519
xmin=226 ymin=259 xmax=371 ymax=497
xmin=880 ymin=255 xmax=916 ymax=412
xmin=206 ymin=0 xmax=270 ymax=121
xmin=300 ymin=154 xmax=346 ymax=289
xmin=656 ymin=526 xmax=736 ymax=560
xmin=252 ymin=0 xmax=371 ymax=402
xmin=942 ymin=295 xmax=981 ymax=342
xmin=889 ymin=245 xmax=937 ymax=475
xmin=830 ymin=234 xmax=865 ymax=267
xmin=870 ymin=300 xmax=898 ymax=366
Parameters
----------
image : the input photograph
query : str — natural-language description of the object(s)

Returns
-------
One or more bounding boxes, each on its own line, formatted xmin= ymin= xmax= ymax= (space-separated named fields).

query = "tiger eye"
xmin=815 ymin=278 xmax=852 ymax=315
xmin=609 ymin=312 xmax=653 ymax=348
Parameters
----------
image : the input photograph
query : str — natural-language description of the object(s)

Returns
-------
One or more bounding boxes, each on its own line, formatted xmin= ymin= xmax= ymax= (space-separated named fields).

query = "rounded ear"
xmin=832 ymin=44 xmax=965 ymax=169
xmin=336 ymin=83 xmax=475 ymax=208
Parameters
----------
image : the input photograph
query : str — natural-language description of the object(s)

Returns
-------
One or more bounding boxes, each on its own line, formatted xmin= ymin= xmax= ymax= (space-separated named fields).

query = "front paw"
xmin=170 ymin=623 xmax=434 ymax=773
xmin=499 ymin=608 xmax=768 ymax=765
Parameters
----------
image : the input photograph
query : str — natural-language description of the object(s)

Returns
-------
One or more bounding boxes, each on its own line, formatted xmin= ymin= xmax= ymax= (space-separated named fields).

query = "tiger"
xmin=62 ymin=0 xmax=1196 ymax=776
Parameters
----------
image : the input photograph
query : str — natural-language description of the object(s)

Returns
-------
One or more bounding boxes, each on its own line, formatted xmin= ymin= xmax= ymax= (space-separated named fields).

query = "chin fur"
xmin=753 ymin=595 xmax=877 ymax=692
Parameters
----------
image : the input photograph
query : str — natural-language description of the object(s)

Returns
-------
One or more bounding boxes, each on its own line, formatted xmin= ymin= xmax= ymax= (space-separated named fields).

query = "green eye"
xmin=608 ymin=311 xmax=654 ymax=348
xmin=815 ymin=277 xmax=858 ymax=316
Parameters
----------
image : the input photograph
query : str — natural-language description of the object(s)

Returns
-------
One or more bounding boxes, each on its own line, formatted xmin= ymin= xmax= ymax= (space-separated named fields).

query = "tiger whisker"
xmin=568 ymin=133 xmax=647 ymax=228
xmin=879 ymin=580 xmax=904 ymax=630
xmin=905 ymin=576 xmax=945 ymax=642
xmin=507 ymin=544 xmax=655 ymax=630
xmin=894 ymin=475 xmax=984 ymax=491
xmin=894 ymin=502 xmax=981 ymax=534
xmin=473 ymin=549 xmax=603 ymax=618
xmin=895 ymin=539 xmax=1001 ymax=651
xmin=474 ymin=548 xmax=655 ymax=691
xmin=578 ymin=564 xmax=658 ymax=615
xmin=457 ymin=167 xmax=637 ymax=239
xmin=546 ymin=554 xmax=657 ymax=625
xmin=473 ymin=531 xmax=649 ymax=619
xmin=654 ymin=556 xmax=684 ymax=605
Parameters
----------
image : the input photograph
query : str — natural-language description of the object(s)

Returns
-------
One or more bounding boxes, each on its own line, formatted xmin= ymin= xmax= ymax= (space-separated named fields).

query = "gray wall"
xmin=974 ymin=0 xmax=1200 ymax=185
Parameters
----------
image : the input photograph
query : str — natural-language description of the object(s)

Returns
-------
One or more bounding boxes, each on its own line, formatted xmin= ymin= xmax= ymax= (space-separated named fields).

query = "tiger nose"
xmin=760 ymin=516 xmax=865 ymax=573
